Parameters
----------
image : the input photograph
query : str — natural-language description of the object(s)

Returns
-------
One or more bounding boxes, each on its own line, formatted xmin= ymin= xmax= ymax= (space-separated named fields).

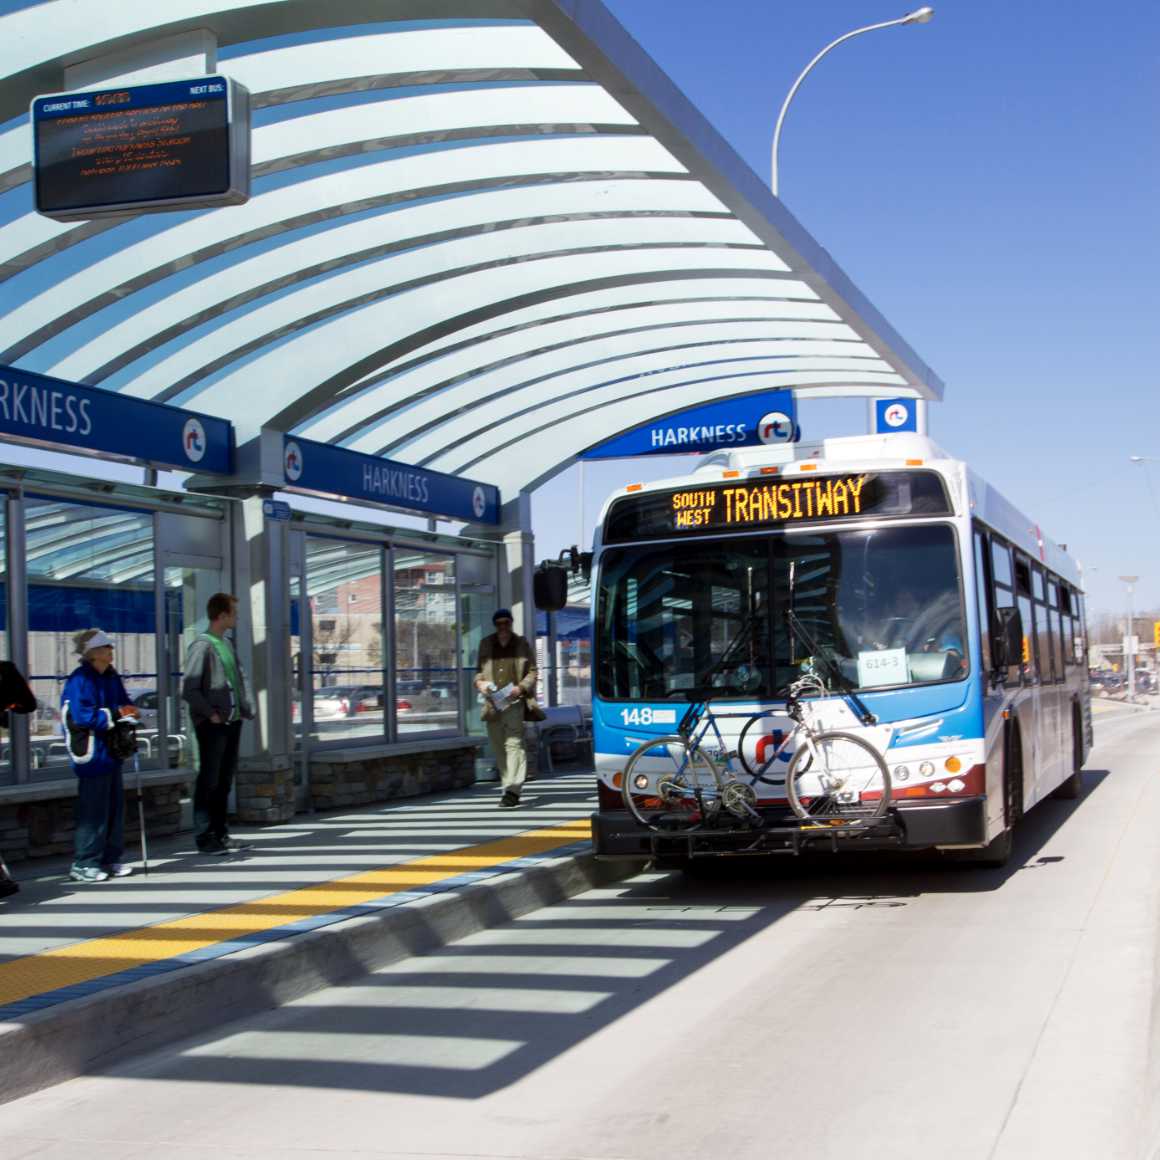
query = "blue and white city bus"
xmin=588 ymin=433 xmax=1092 ymax=868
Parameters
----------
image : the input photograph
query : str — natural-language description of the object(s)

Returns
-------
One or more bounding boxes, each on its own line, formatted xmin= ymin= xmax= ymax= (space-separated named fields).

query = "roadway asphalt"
xmin=0 ymin=702 xmax=1157 ymax=1160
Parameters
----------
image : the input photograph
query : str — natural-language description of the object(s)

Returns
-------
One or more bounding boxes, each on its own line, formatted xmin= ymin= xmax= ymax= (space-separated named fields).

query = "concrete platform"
xmin=0 ymin=767 xmax=637 ymax=1106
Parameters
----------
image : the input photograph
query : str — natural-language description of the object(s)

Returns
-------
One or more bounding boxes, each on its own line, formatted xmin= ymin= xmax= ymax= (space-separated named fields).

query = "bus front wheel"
xmin=951 ymin=725 xmax=1021 ymax=868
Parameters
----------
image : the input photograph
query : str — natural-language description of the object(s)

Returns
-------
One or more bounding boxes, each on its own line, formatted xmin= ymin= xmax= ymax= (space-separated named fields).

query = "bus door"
xmin=1024 ymin=561 xmax=1065 ymax=800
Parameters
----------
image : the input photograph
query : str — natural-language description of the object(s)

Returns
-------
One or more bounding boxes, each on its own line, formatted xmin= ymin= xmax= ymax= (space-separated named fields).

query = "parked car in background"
xmin=1089 ymin=669 xmax=1124 ymax=696
xmin=128 ymin=688 xmax=159 ymax=728
xmin=313 ymin=685 xmax=383 ymax=720
xmin=1136 ymin=670 xmax=1158 ymax=695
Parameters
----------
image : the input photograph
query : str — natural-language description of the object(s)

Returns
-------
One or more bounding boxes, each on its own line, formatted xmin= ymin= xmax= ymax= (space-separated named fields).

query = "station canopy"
xmin=0 ymin=1 xmax=943 ymax=504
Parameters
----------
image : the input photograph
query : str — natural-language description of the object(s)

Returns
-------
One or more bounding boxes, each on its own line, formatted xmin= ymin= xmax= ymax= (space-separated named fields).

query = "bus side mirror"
xmin=992 ymin=606 xmax=1022 ymax=671
xmin=533 ymin=565 xmax=569 ymax=612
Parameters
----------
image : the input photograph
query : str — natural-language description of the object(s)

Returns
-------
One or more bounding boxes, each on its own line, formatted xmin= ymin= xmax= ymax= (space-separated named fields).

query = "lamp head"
xmin=903 ymin=6 xmax=935 ymax=23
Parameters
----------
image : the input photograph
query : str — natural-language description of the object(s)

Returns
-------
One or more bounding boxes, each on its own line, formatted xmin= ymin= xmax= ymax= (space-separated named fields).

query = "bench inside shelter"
xmin=536 ymin=705 xmax=592 ymax=773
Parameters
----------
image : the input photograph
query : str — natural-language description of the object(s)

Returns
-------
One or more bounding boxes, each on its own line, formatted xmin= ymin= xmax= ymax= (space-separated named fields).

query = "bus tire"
xmin=1052 ymin=709 xmax=1084 ymax=800
xmin=952 ymin=724 xmax=1021 ymax=868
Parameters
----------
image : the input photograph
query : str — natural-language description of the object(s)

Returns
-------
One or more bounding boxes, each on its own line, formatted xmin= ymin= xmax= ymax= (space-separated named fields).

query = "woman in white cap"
xmin=60 ymin=629 xmax=139 ymax=883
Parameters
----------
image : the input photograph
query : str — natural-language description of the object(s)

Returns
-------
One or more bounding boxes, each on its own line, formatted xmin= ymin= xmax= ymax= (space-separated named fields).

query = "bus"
xmin=586 ymin=432 xmax=1092 ymax=869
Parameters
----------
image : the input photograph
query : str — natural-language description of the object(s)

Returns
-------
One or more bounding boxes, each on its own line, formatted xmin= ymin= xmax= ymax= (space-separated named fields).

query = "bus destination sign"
xmin=32 ymin=76 xmax=250 ymax=221
xmin=604 ymin=470 xmax=951 ymax=543
xmin=673 ymin=475 xmax=868 ymax=529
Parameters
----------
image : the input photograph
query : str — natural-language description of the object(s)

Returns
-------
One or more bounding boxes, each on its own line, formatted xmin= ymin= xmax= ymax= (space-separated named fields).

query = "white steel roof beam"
xmin=400 ymin=352 xmax=897 ymax=465
xmin=437 ymin=371 xmax=909 ymax=492
xmin=112 ymin=226 xmax=781 ymax=405
xmin=50 ymin=179 xmax=729 ymax=384
xmin=178 ymin=257 xmax=816 ymax=433
xmin=1 ymin=135 xmax=693 ymax=358
xmin=344 ymin=329 xmax=869 ymax=455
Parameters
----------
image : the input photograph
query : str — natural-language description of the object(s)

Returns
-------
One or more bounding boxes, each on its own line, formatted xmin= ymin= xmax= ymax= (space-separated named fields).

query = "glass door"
xmin=162 ymin=560 xmax=223 ymax=769
xmin=458 ymin=555 xmax=497 ymax=739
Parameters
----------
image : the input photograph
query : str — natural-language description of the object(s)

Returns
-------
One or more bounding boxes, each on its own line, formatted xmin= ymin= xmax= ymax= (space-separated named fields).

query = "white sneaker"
xmin=104 ymin=863 xmax=133 ymax=878
xmin=69 ymin=865 xmax=109 ymax=883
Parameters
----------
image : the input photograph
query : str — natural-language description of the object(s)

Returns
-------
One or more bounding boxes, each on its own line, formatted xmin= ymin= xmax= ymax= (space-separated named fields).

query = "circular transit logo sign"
xmin=472 ymin=486 xmax=487 ymax=519
xmin=284 ymin=440 xmax=303 ymax=482
xmin=757 ymin=411 xmax=793 ymax=444
xmin=883 ymin=403 xmax=911 ymax=429
xmin=181 ymin=418 xmax=206 ymax=463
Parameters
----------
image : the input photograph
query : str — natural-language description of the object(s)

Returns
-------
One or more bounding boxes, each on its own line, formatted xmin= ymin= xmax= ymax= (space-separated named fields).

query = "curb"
xmin=0 ymin=846 xmax=642 ymax=1107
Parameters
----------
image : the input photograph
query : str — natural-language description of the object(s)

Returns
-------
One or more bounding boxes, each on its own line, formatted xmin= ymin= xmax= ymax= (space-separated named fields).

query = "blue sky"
xmin=536 ymin=0 xmax=1160 ymax=617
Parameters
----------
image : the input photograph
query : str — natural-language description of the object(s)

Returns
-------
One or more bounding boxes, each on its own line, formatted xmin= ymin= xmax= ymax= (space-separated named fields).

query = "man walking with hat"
xmin=474 ymin=609 xmax=541 ymax=807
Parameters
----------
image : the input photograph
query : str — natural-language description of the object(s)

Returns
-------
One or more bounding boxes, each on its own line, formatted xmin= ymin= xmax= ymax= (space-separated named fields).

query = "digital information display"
xmin=32 ymin=76 xmax=250 ymax=220
xmin=604 ymin=471 xmax=951 ymax=543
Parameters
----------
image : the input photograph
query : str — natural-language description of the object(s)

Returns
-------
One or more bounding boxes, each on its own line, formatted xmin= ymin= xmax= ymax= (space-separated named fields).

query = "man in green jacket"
xmin=182 ymin=592 xmax=255 ymax=853
xmin=474 ymin=609 xmax=539 ymax=807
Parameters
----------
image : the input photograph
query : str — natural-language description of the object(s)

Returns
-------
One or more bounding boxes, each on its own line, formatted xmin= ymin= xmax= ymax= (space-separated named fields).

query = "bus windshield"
xmin=596 ymin=523 xmax=967 ymax=700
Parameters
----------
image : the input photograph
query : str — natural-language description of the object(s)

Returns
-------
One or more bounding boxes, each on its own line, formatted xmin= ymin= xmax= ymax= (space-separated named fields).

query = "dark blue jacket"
xmin=60 ymin=662 xmax=131 ymax=778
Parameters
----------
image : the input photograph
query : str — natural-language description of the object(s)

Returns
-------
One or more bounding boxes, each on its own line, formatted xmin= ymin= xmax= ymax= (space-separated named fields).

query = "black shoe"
xmin=0 ymin=877 xmax=18 ymax=899
xmin=197 ymin=836 xmax=227 ymax=855
xmin=498 ymin=791 xmax=520 ymax=809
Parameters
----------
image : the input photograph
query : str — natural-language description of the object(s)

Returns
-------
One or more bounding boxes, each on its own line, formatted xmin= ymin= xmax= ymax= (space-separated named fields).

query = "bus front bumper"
xmin=591 ymin=797 xmax=988 ymax=859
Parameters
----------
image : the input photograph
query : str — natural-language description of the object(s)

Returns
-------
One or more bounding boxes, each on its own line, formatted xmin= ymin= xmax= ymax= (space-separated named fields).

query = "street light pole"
xmin=770 ymin=6 xmax=934 ymax=197
xmin=1119 ymin=574 xmax=1138 ymax=702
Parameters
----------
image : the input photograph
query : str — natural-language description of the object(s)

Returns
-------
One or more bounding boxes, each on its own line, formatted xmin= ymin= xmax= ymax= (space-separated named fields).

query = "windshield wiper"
xmin=784 ymin=607 xmax=877 ymax=726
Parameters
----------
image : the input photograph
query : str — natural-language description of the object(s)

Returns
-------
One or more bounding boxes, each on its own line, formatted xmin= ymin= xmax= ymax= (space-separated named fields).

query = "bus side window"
xmin=1033 ymin=566 xmax=1055 ymax=683
xmin=1048 ymin=580 xmax=1065 ymax=678
xmin=991 ymin=538 xmax=1020 ymax=686
xmin=1013 ymin=554 xmax=1037 ymax=682
xmin=973 ymin=528 xmax=992 ymax=676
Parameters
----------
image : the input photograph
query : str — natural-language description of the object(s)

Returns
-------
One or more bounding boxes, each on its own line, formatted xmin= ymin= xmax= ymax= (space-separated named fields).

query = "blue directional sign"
xmin=579 ymin=390 xmax=798 ymax=460
xmin=262 ymin=499 xmax=292 ymax=522
xmin=282 ymin=436 xmax=500 ymax=525
xmin=0 ymin=364 xmax=233 ymax=474
xmin=874 ymin=398 xmax=919 ymax=434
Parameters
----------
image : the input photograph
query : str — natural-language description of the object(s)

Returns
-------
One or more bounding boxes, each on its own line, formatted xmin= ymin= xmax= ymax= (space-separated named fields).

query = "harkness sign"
xmin=579 ymin=389 xmax=798 ymax=460
xmin=282 ymin=435 xmax=500 ymax=525
xmin=0 ymin=364 xmax=233 ymax=474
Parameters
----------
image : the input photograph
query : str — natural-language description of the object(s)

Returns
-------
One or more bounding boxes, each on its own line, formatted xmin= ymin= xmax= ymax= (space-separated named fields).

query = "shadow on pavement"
xmin=92 ymin=766 xmax=1109 ymax=1099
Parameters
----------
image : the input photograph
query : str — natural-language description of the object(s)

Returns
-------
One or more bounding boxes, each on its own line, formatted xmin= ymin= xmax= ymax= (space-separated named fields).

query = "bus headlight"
xmin=931 ymin=782 xmax=948 ymax=794
xmin=633 ymin=773 xmax=650 ymax=791
xmin=919 ymin=761 xmax=935 ymax=777
xmin=894 ymin=765 xmax=910 ymax=782
xmin=947 ymin=778 xmax=965 ymax=793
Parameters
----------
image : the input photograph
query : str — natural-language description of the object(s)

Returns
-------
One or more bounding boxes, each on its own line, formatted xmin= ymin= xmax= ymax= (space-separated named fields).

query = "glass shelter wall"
xmin=293 ymin=530 xmax=495 ymax=750
xmin=24 ymin=498 xmax=157 ymax=775
xmin=304 ymin=536 xmax=384 ymax=746
xmin=0 ymin=485 xmax=227 ymax=786
xmin=394 ymin=550 xmax=458 ymax=736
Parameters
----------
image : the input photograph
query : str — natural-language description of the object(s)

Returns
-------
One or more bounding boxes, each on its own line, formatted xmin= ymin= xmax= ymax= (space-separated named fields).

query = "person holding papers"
xmin=474 ymin=608 xmax=542 ymax=808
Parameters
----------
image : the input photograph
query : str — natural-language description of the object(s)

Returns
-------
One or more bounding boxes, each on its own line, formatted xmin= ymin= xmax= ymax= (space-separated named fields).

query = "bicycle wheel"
xmin=622 ymin=734 xmax=722 ymax=830
xmin=785 ymin=731 xmax=891 ymax=824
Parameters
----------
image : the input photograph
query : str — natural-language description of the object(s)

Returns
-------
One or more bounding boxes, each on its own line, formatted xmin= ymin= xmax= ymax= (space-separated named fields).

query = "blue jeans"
xmin=74 ymin=768 xmax=124 ymax=869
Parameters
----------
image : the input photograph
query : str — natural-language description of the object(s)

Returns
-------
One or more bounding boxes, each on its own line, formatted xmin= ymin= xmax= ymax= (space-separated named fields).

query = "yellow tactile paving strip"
xmin=0 ymin=818 xmax=591 ymax=1010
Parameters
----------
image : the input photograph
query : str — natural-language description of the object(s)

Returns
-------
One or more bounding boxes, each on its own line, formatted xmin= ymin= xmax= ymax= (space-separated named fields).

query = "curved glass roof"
xmin=0 ymin=2 xmax=942 ymax=501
